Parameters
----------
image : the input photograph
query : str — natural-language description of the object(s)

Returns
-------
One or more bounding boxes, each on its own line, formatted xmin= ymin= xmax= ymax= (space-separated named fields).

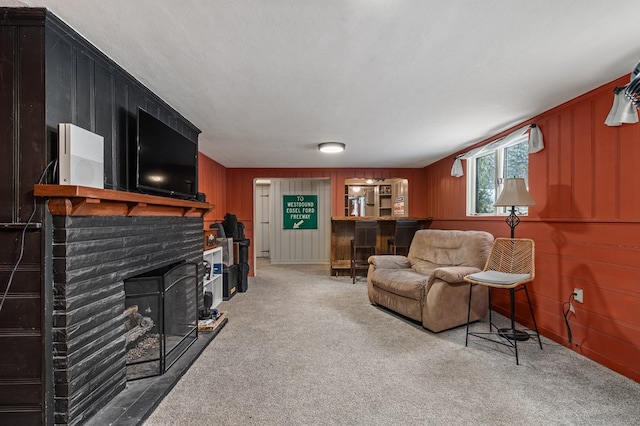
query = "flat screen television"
xmin=134 ymin=108 xmax=198 ymax=199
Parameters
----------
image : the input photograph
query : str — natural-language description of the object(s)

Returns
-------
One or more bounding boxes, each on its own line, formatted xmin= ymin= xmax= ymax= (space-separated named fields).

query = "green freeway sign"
xmin=283 ymin=195 xmax=318 ymax=230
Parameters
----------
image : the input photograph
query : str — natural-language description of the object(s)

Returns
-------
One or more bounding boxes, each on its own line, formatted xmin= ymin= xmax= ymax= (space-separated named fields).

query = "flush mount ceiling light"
xmin=318 ymin=142 xmax=345 ymax=153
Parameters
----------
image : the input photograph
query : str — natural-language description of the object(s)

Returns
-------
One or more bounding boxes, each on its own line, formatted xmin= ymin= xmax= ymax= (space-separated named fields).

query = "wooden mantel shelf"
xmin=34 ymin=185 xmax=214 ymax=218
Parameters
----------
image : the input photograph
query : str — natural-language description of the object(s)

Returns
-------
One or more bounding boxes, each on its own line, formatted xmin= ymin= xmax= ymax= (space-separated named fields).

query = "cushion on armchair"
xmin=368 ymin=267 xmax=427 ymax=300
xmin=431 ymin=266 xmax=483 ymax=284
xmin=368 ymin=255 xmax=411 ymax=270
xmin=408 ymin=230 xmax=493 ymax=274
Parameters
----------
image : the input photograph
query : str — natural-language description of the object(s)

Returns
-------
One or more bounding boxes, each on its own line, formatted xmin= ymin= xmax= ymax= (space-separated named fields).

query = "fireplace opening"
xmin=124 ymin=261 xmax=199 ymax=380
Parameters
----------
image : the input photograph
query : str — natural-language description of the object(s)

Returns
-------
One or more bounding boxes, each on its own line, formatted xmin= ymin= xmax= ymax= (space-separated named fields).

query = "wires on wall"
xmin=0 ymin=160 xmax=57 ymax=315
xmin=562 ymin=291 xmax=577 ymax=345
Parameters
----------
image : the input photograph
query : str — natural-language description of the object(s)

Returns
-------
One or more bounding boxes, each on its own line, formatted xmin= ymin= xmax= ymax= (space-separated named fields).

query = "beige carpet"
xmin=144 ymin=259 xmax=640 ymax=425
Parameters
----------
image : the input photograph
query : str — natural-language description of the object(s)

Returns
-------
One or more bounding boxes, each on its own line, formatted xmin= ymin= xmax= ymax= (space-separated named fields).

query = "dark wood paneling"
xmin=94 ymin=61 xmax=114 ymax=189
xmin=75 ymin=50 xmax=92 ymax=129
xmin=44 ymin=23 xmax=73 ymax=175
xmin=0 ymin=269 xmax=41 ymax=294
xmin=0 ymin=297 xmax=41 ymax=329
xmin=0 ymin=10 xmax=47 ymax=426
xmin=0 ymin=26 xmax=16 ymax=222
xmin=44 ymin=12 xmax=200 ymax=193
xmin=18 ymin=24 xmax=46 ymax=220
xmin=0 ymin=335 xmax=42 ymax=379
xmin=114 ymin=76 xmax=129 ymax=190
xmin=0 ymin=381 xmax=41 ymax=406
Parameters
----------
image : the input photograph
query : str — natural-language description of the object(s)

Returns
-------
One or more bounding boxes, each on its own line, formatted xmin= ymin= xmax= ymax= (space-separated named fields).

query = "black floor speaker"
xmin=238 ymin=262 xmax=250 ymax=292
xmin=223 ymin=264 xmax=238 ymax=300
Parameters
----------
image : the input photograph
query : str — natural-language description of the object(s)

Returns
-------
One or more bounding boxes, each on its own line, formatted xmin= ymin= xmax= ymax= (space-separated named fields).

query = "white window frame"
xmin=466 ymin=135 xmax=529 ymax=216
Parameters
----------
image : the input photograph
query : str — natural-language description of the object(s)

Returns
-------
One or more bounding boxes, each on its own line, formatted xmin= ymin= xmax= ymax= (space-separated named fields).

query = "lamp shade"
xmin=318 ymin=142 xmax=345 ymax=153
xmin=494 ymin=178 xmax=535 ymax=207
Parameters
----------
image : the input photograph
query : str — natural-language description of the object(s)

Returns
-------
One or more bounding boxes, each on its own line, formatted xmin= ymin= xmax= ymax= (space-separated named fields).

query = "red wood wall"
xmin=224 ymin=167 xmax=427 ymax=218
xmin=198 ymin=153 xmax=227 ymax=228
xmin=198 ymin=164 xmax=427 ymax=276
xmin=424 ymin=75 xmax=640 ymax=382
xmin=224 ymin=167 xmax=428 ymax=272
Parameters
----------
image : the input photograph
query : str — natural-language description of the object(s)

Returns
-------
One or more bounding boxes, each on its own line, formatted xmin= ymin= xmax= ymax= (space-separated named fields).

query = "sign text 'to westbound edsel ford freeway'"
xmin=283 ymin=195 xmax=318 ymax=230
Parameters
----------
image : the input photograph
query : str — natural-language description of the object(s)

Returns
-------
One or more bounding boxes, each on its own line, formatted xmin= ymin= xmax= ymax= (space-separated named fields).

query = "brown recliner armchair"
xmin=367 ymin=229 xmax=494 ymax=332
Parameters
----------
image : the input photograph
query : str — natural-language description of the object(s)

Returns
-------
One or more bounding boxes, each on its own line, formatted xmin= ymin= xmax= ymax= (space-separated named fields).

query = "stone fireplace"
xmin=37 ymin=185 xmax=211 ymax=425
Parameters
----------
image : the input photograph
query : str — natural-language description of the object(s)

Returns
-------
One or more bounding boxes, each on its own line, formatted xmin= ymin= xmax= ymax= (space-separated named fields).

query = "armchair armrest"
xmin=368 ymin=255 xmax=411 ymax=270
xmin=431 ymin=266 xmax=482 ymax=283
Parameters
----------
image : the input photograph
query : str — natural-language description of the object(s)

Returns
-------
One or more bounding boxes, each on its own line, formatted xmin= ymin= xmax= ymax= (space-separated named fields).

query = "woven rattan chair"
xmin=463 ymin=238 xmax=542 ymax=364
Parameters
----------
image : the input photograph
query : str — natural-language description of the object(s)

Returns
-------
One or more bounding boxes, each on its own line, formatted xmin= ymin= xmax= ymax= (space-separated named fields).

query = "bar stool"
xmin=387 ymin=220 xmax=419 ymax=255
xmin=350 ymin=220 xmax=377 ymax=283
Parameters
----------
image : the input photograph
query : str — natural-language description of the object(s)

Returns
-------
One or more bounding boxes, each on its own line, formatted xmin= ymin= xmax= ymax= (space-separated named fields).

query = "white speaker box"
xmin=58 ymin=123 xmax=104 ymax=189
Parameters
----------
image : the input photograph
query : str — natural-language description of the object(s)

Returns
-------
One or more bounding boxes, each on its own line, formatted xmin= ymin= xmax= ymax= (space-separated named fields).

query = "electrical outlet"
xmin=573 ymin=288 xmax=584 ymax=304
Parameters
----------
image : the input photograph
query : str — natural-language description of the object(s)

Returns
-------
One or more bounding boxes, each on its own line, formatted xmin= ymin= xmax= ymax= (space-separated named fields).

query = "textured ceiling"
xmin=8 ymin=0 xmax=640 ymax=168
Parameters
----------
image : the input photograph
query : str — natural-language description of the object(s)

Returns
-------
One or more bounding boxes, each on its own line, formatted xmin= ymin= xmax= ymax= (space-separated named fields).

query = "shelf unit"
xmin=344 ymin=185 xmax=349 ymax=216
xmin=379 ymin=185 xmax=392 ymax=216
xmin=203 ymin=246 xmax=223 ymax=309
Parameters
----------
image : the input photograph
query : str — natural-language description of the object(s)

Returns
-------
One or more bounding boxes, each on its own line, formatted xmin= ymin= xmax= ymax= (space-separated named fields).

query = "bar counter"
xmin=330 ymin=216 xmax=433 ymax=276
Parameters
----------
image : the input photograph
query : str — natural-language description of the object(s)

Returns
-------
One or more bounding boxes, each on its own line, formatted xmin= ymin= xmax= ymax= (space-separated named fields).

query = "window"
xmin=467 ymin=137 xmax=529 ymax=216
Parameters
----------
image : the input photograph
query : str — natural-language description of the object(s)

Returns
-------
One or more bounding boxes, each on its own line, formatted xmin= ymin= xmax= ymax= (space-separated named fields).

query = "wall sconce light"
xmin=318 ymin=142 xmax=345 ymax=153
xmin=494 ymin=178 xmax=536 ymax=238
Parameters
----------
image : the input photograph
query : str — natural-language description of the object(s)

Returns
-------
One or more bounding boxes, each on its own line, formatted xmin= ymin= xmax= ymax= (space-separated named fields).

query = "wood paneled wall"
xmin=269 ymin=179 xmax=332 ymax=263
xmin=197 ymin=167 xmax=428 ymax=275
xmin=199 ymin=154 xmax=227 ymax=229
xmin=423 ymin=75 xmax=640 ymax=382
xmin=0 ymin=11 xmax=50 ymax=425
xmin=45 ymin=14 xmax=200 ymax=193
xmin=224 ymin=167 xmax=427 ymax=219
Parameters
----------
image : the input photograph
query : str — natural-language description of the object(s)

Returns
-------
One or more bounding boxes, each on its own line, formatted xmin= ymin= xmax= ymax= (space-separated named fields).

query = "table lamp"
xmin=494 ymin=178 xmax=535 ymax=238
